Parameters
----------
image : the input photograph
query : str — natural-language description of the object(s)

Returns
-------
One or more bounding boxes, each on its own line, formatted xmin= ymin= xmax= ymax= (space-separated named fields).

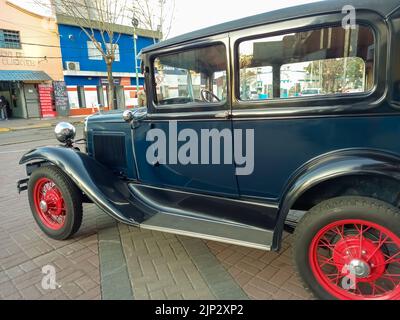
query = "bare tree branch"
xmin=129 ymin=0 xmax=175 ymax=43
xmin=33 ymin=0 xmax=134 ymax=110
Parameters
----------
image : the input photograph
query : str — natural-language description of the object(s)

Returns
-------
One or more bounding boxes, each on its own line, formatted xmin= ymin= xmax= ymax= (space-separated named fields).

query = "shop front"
xmin=0 ymin=1 xmax=65 ymax=118
xmin=0 ymin=71 xmax=71 ymax=119
xmin=65 ymin=75 xmax=144 ymax=116
xmin=0 ymin=70 xmax=51 ymax=118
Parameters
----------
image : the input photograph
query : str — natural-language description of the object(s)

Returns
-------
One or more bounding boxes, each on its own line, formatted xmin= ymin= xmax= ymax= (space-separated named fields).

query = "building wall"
xmin=58 ymin=23 xmax=154 ymax=112
xmin=0 ymin=0 xmax=64 ymax=81
xmin=59 ymin=24 xmax=154 ymax=75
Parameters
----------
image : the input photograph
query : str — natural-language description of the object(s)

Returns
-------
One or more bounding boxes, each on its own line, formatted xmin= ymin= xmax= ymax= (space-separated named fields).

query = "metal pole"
xmin=133 ymin=30 xmax=140 ymax=104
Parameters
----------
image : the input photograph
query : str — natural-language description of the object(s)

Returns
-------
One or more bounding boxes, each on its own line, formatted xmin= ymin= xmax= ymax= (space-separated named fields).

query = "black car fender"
xmin=273 ymin=148 xmax=400 ymax=250
xmin=19 ymin=146 xmax=153 ymax=225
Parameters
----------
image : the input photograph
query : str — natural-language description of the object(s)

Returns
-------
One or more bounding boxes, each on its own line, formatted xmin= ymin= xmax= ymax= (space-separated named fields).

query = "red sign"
xmin=120 ymin=77 xmax=131 ymax=87
xmin=38 ymin=85 xmax=57 ymax=118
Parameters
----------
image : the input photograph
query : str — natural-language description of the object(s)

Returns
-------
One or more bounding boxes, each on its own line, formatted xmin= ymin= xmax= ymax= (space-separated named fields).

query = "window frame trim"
xmin=147 ymin=36 xmax=231 ymax=114
xmin=0 ymin=29 xmax=21 ymax=49
xmin=87 ymin=41 xmax=103 ymax=61
xmin=230 ymin=11 xmax=387 ymax=115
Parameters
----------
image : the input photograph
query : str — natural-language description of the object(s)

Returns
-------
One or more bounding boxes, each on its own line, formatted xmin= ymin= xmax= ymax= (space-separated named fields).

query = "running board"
xmin=140 ymin=213 xmax=273 ymax=251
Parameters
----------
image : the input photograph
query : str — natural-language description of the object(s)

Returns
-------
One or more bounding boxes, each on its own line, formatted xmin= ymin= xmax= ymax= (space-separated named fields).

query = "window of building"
xmin=153 ymin=44 xmax=228 ymax=106
xmin=0 ymin=29 xmax=21 ymax=49
xmin=87 ymin=41 xmax=102 ymax=60
xmin=238 ymin=25 xmax=375 ymax=101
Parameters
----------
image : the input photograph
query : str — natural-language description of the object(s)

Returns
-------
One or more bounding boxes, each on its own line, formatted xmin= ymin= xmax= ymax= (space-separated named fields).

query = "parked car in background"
xmin=18 ymin=0 xmax=400 ymax=300
xmin=300 ymin=88 xmax=322 ymax=96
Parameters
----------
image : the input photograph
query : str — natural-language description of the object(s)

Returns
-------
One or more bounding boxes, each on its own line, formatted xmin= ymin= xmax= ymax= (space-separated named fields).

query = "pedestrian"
xmin=137 ymin=85 xmax=147 ymax=108
xmin=0 ymin=96 xmax=9 ymax=120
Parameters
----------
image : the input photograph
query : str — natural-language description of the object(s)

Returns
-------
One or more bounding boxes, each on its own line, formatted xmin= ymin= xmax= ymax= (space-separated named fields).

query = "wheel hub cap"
xmin=348 ymin=259 xmax=371 ymax=278
xmin=39 ymin=200 xmax=48 ymax=213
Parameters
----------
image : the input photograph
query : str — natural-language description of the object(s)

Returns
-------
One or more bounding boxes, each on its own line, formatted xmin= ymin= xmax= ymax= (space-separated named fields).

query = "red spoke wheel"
xmin=28 ymin=166 xmax=83 ymax=240
xmin=33 ymin=178 xmax=66 ymax=230
xmin=294 ymin=197 xmax=400 ymax=300
xmin=310 ymin=219 xmax=400 ymax=300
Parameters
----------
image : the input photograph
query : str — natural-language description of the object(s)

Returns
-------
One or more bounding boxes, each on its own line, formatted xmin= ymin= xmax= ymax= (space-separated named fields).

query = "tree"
xmin=129 ymin=0 xmax=175 ymax=42
xmin=34 ymin=0 xmax=129 ymax=110
xmin=305 ymin=57 xmax=365 ymax=94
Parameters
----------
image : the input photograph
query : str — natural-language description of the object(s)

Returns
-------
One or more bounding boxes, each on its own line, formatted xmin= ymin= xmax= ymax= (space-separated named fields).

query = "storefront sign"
xmin=100 ymin=77 xmax=121 ymax=85
xmin=120 ymin=77 xmax=131 ymax=86
xmin=53 ymin=81 xmax=70 ymax=117
xmin=38 ymin=84 xmax=56 ymax=118
xmin=0 ymin=50 xmax=36 ymax=67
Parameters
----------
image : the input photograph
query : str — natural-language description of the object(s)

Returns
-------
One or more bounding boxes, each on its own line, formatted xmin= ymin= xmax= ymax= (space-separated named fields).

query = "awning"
xmin=0 ymin=70 xmax=52 ymax=82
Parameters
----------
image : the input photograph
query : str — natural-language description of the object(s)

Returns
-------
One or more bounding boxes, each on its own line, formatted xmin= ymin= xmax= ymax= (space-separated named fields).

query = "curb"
xmin=0 ymin=120 xmax=85 ymax=133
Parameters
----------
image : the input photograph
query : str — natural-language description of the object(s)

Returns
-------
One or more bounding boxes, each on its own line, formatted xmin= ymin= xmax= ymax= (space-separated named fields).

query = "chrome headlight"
xmin=54 ymin=122 xmax=76 ymax=143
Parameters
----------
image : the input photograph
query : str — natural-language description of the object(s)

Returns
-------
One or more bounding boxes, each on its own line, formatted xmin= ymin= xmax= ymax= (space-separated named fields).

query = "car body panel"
xmin=18 ymin=1 xmax=400 ymax=251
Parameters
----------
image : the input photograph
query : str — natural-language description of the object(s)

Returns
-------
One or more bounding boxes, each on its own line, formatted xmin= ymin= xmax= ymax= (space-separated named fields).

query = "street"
xmin=0 ymin=126 xmax=311 ymax=300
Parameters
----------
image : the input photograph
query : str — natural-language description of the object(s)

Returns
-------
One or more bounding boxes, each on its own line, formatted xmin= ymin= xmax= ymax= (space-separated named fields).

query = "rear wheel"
xmin=28 ymin=166 xmax=83 ymax=240
xmin=293 ymin=196 xmax=400 ymax=300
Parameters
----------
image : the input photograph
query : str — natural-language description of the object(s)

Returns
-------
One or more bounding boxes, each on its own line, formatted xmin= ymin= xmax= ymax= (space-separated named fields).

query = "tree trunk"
xmin=106 ymin=62 xmax=116 ymax=110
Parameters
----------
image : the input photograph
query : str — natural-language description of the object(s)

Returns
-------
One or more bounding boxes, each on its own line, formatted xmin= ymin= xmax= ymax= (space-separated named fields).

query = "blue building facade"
xmin=57 ymin=17 xmax=158 ymax=115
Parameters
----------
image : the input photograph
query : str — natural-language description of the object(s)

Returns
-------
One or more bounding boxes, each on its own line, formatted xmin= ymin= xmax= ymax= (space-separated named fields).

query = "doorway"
xmin=23 ymin=84 xmax=40 ymax=118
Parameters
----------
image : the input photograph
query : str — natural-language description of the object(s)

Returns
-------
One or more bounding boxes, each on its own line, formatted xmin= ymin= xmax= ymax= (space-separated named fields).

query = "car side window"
xmin=153 ymin=44 xmax=228 ymax=106
xmin=238 ymin=25 xmax=375 ymax=101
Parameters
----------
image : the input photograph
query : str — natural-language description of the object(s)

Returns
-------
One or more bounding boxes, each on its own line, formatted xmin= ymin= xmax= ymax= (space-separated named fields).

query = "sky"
xmin=11 ymin=0 xmax=322 ymax=38
xmin=169 ymin=0 xmax=322 ymax=37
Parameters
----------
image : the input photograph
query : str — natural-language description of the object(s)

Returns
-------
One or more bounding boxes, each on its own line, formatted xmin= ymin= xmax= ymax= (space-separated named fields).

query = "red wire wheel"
xmin=33 ymin=178 xmax=67 ymax=231
xmin=309 ymin=219 xmax=400 ymax=300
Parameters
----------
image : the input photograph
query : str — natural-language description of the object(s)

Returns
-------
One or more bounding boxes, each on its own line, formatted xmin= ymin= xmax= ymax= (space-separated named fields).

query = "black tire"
xmin=28 ymin=165 xmax=83 ymax=240
xmin=293 ymin=196 xmax=400 ymax=300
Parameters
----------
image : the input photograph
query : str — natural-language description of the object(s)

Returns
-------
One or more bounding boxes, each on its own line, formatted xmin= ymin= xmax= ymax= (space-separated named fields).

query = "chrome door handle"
xmin=215 ymin=111 xmax=231 ymax=119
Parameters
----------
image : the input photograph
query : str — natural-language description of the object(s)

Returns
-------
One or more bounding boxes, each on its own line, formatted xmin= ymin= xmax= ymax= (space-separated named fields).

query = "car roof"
xmin=142 ymin=0 xmax=400 ymax=54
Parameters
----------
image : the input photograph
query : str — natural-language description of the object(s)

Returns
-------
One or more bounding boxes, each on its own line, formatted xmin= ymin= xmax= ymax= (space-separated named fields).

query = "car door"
xmin=133 ymin=38 xmax=239 ymax=198
xmin=230 ymin=13 xmax=381 ymax=232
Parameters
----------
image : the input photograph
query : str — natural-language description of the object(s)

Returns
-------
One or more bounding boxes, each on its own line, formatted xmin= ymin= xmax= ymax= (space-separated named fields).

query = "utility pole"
xmin=132 ymin=18 xmax=140 ymax=106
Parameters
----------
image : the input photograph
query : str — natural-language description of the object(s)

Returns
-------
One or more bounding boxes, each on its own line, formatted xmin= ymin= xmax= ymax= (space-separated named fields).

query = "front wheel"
xmin=28 ymin=166 xmax=83 ymax=240
xmin=293 ymin=196 xmax=400 ymax=300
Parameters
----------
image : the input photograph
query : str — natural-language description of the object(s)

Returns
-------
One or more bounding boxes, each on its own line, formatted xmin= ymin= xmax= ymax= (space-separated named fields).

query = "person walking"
xmin=0 ymin=96 xmax=9 ymax=120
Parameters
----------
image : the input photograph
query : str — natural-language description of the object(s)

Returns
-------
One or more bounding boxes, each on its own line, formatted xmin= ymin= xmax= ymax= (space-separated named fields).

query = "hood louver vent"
xmin=93 ymin=134 xmax=127 ymax=169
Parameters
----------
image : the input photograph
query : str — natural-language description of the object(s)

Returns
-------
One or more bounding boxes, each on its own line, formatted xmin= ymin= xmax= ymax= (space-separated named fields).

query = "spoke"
xmin=366 ymin=231 xmax=390 ymax=263
xmin=327 ymin=273 xmax=342 ymax=286
xmin=375 ymin=252 xmax=400 ymax=268
xmin=382 ymin=273 xmax=400 ymax=278
xmin=332 ymin=225 xmax=346 ymax=239
xmin=371 ymin=282 xmax=377 ymax=296
xmin=318 ymin=239 xmax=342 ymax=256
xmin=357 ymin=224 xmax=364 ymax=259
xmin=374 ymin=283 xmax=388 ymax=295
xmin=380 ymin=275 xmax=399 ymax=288
xmin=331 ymin=224 xmax=355 ymax=257
xmin=354 ymin=223 xmax=372 ymax=235
xmin=318 ymin=255 xmax=341 ymax=268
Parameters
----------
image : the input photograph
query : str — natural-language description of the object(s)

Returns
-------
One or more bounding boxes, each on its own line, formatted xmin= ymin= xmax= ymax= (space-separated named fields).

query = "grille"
xmin=93 ymin=134 xmax=127 ymax=168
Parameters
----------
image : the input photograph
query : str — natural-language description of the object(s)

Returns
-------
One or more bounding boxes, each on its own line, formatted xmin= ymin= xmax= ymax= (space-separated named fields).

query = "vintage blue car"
xmin=18 ymin=0 xmax=400 ymax=300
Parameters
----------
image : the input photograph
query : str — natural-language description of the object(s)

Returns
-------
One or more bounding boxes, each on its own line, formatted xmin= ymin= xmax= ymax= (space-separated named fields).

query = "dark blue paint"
xmin=133 ymin=120 xmax=239 ymax=197
xmin=233 ymin=115 xmax=400 ymax=201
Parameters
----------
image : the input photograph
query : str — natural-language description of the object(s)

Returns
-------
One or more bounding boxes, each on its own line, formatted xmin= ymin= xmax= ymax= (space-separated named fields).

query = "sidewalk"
xmin=0 ymin=116 xmax=87 ymax=133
